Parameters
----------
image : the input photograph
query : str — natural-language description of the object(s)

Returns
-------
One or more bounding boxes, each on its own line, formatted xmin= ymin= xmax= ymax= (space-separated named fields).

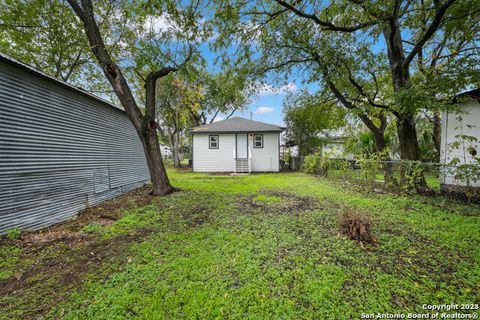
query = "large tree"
xmin=214 ymin=0 xmax=480 ymax=161
xmin=0 ymin=0 xmax=125 ymax=95
xmin=190 ymin=69 xmax=252 ymax=125
xmin=67 ymin=0 xmax=209 ymax=195
xmin=157 ymin=75 xmax=203 ymax=168
xmin=283 ymin=90 xmax=346 ymax=156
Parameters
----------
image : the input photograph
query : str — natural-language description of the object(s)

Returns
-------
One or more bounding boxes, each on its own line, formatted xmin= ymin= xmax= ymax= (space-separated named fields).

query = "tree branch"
xmin=273 ymin=0 xmax=376 ymax=32
xmin=403 ymin=0 xmax=458 ymax=68
xmin=225 ymin=109 xmax=236 ymax=119
xmin=346 ymin=69 xmax=390 ymax=109
xmin=67 ymin=0 xmax=143 ymax=128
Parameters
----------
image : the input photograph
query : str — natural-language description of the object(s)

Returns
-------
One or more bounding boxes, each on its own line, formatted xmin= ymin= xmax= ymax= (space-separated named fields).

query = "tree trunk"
xmin=173 ymin=130 xmax=181 ymax=168
xmin=144 ymin=74 xmax=175 ymax=195
xmin=382 ymin=22 xmax=423 ymax=162
xmin=142 ymin=125 xmax=174 ymax=195
xmin=396 ymin=116 xmax=428 ymax=191
xmin=396 ymin=116 xmax=421 ymax=160
xmin=433 ymin=111 xmax=441 ymax=161
xmin=370 ymin=119 xmax=395 ymax=189
xmin=372 ymin=130 xmax=386 ymax=154
xmin=67 ymin=0 xmax=176 ymax=196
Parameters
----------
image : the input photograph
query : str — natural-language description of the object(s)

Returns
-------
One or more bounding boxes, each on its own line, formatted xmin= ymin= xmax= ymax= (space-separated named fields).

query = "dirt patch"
xmin=237 ymin=190 xmax=321 ymax=215
xmin=0 ymin=186 xmax=156 ymax=319
xmin=0 ymin=186 xmax=152 ymax=246
xmin=174 ymin=166 xmax=192 ymax=172
xmin=70 ymin=186 xmax=153 ymax=230
xmin=0 ymin=229 xmax=155 ymax=319
xmin=180 ymin=203 xmax=212 ymax=228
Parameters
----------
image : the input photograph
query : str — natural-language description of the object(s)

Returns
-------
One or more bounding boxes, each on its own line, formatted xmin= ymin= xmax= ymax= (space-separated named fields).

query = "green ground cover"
xmin=1 ymin=171 xmax=479 ymax=319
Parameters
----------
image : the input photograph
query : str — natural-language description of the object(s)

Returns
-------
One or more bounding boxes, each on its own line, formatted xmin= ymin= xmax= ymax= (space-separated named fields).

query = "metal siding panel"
xmin=0 ymin=60 xmax=150 ymax=234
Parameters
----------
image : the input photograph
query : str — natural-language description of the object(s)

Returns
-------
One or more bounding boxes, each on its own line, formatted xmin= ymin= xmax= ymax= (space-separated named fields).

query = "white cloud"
xmin=254 ymin=106 xmax=274 ymax=115
xmin=279 ymin=82 xmax=297 ymax=93
xmin=144 ymin=15 xmax=177 ymax=34
xmin=143 ymin=15 xmax=214 ymax=42
xmin=256 ymin=82 xmax=297 ymax=97
xmin=213 ymin=116 xmax=224 ymax=122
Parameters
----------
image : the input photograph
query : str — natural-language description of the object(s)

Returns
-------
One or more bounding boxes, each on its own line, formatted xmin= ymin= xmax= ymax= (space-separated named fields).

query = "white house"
xmin=440 ymin=88 xmax=480 ymax=192
xmin=321 ymin=137 xmax=354 ymax=160
xmin=189 ymin=117 xmax=285 ymax=173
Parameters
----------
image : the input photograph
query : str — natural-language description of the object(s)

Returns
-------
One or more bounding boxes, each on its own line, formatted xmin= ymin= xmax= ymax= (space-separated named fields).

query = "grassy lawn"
xmin=1 ymin=170 xmax=479 ymax=319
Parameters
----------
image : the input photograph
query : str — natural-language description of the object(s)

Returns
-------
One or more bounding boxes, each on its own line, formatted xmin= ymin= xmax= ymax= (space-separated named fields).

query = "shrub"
xmin=400 ymin=161 xmax=428 ymax=194
xmin=302 ymin=154 xmax=320 ymax=174
xmin=6 ymin=228 xmax=21 ymax=240
xmin=339 ymin=208 xmax=374 ymax=244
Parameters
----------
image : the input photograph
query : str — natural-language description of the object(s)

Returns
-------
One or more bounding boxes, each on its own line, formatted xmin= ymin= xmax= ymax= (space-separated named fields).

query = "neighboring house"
xmin=189 ymin=117 xmax=284 ymax=173
xmin=440 ymin=88 xmax=480 ymax=191
xmin=160 ymin=145 xmax=172 ymax=158
xmin=0 ymin=53 xmax=150 ymax=233
xmin=280 ymin=140 xmax=298 ymax=158
xmin=321 ymin=137 xmax=354 ymax=160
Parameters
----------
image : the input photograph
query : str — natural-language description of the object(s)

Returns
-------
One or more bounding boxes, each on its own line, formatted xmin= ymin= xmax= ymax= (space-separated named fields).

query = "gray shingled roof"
xmin=189 ymin=117 xmax=285 ymax=134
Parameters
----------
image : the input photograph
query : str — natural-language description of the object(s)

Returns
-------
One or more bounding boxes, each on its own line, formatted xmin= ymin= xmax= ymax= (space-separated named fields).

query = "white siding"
xmin=250 ymin=132 xmax=280 ymax=172
xmin=192 ymin=132 xmax=281 ymax=172
xmin=193 ymin=134 xmax=235 ymax=172
xmin=321 ymin=142 xmax=354 ymax=160
xmin=440 ymin=99 xmax=480 ymax=187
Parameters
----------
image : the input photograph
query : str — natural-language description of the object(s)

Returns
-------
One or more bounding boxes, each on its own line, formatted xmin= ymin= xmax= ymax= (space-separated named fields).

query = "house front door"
xmin=236 ymin=134 xmax=248 ymax=159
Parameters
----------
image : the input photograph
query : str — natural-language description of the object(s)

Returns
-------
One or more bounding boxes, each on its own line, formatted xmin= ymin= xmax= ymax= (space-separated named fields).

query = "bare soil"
xmin=0 ymin=186 xmax=154 ymax=319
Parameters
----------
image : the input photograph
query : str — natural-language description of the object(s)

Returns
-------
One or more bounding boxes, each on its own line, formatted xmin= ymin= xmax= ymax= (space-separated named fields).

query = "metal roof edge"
xmin=0 ymin=52 xmax=125 ymax=113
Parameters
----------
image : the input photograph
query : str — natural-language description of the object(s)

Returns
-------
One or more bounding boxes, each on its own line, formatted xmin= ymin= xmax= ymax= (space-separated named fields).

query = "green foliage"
xmin=213 ymin=0 xmax=480 ymax=161
xmin=1 ymin=171 xmax=480 ymax=319
xmin=303 ymin=155 xmax=352 ymax=181
xmin=0 ymin=0 xmax=124 ymax=94
xmin=400 ymin=161 xmax=428 ymax=194
xmin=6 ymin=228 xmax=21 ymax=240
xmin=80 ymin=223 xmax=103 ymax=234
xmin=0 ymin=246 xmax=22 ymax=281
xmin=156 ymin=74 xmax=202 ymax=145
xmin=283 ymin=90 xmax=346 ymax=156
xmin=195 ymin=68 xmax=252 ymax=124
xmin=302 ymin=154 xmax=320 ymax=174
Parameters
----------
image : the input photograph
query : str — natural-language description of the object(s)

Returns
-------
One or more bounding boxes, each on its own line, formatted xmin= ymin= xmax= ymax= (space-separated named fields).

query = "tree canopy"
xmin=213 ymin=0 xmax=480 ymax=160
xmin=283 ymin=90 xmax=346 ymax=156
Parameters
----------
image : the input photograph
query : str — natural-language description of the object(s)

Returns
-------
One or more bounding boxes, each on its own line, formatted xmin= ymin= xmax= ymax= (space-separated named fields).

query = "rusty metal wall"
xmin=0 ymin=55 xmax=150 ymax=233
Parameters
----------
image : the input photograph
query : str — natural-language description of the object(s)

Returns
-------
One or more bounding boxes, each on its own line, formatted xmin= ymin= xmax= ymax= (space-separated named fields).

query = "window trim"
xmin=253 ymin=134 xmax=263 ymax=148
xmin=209 ymin=135 xmax=219 ymax=149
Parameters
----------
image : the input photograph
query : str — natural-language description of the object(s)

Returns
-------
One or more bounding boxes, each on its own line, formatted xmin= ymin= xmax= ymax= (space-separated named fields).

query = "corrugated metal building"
xmin=0 ymin=53 xmax=150 ymax=234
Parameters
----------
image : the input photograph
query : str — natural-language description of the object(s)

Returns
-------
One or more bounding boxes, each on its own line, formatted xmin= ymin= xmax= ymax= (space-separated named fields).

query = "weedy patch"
xmin=1 ymin=171 xmax=479 ymax=319
xmin=255 ymin=194 xmax=282 ymax=203
xmin=0 ymin=186 xmax=157 ymax=319
xmin=339 ymin=207 xmax=375 ymax=246
xmin=238 ymin=190 xmax=321 ymax=215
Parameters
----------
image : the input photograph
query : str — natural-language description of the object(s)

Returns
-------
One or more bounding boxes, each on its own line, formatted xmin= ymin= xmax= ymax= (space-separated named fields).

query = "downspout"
xmin=234 ymin=134 xmax=237 ymax=174
xmin=248 ymin=133 xmax=252 ymax=173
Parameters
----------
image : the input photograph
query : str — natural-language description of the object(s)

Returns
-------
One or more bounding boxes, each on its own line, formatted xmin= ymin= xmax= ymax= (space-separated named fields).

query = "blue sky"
xmin=194 ymin=37 xmax=312 ymax=127
xmin=143 ymin=8 xmax=387 ymax=127
xmin=240 ymin=92 xmax=287 ymax=126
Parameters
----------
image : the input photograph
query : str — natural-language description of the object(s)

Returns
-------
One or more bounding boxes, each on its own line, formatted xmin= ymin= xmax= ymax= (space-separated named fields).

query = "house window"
xmin=253 ymin=134 xmax=263 ymax=148
xmin=209 ymin=135 xmax=219 ymax=149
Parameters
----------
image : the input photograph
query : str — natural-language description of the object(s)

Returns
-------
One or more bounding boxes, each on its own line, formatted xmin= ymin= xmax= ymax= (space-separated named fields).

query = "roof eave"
xmin=189 ymin=129 xmax=284 ymax=134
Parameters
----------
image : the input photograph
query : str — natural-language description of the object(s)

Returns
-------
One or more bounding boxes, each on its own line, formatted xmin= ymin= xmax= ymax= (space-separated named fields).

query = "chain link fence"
xmin=298 ymin=156 xmax=480 ymax=204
